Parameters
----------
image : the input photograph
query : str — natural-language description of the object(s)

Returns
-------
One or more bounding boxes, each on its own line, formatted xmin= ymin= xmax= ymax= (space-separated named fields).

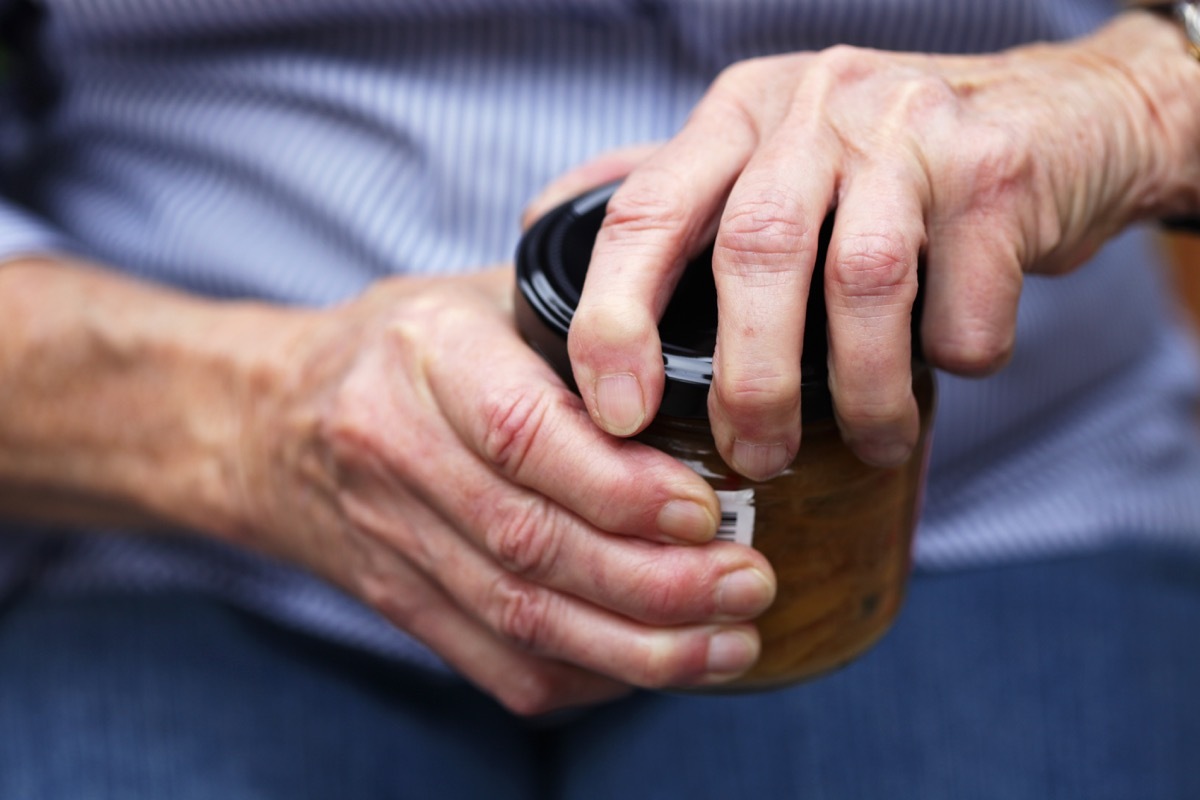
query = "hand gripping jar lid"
xmin=515 ymin=181 xmax=925 ymax=421
xmin=514 ymin=181 xmax=934 ymax=691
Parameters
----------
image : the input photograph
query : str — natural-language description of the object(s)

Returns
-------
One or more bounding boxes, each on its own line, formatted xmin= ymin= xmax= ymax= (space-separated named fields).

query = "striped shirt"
xmin=3 ymin=0 xmax=1200 ymax=667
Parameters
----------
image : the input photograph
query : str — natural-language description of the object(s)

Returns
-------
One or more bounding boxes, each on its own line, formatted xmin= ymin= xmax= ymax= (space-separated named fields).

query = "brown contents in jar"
xmin=636 ymin=367 xmax=936 ymax=691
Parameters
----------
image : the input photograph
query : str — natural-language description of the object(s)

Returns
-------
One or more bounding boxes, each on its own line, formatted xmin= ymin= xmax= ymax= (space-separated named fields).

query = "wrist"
xmin=1081 ymin=11 xmax=1200 ymax=221
xmin=0 ymin=255 xmax=316 ymax=543
xmin=217 ymin=297 xmax=353 ymax=566
xmin=165 ymin=295 xmax=321 ymax=546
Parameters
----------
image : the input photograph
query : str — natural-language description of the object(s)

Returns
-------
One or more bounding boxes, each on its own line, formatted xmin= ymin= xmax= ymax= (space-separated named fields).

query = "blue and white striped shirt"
xmin=4 ymin=0 xmax=1200 ymax=667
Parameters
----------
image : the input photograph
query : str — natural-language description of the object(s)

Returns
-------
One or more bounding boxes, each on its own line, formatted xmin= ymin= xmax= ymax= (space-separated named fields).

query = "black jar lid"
xmin=515 ymin=182 xmax=921 ymax=421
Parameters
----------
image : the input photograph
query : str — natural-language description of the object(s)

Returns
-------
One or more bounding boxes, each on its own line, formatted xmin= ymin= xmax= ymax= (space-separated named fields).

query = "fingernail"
xmin=705 ymin=629 xmax=759 ymax=677
xmin=656 ymin=499 xmax=717 ymax=541
xmin=731 ymin=440 xmax=790 ymax=480
xmin=594 ymin=373 xmax=645 ymax=435
xmin=715 ymin=569 xmax=775 ymax=617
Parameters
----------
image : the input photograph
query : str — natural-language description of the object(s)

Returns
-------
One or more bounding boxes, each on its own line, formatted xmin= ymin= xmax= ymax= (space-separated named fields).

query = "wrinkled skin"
xmin=238 ymin=13 xmax=1200 ymax=715
xmin=9 ymin=13 xmax=1193 ymax=719
xmin=234 ymin=268 xmax=776 ymax=716
xmin=564 ymin=15 xmax=1200 ymax=478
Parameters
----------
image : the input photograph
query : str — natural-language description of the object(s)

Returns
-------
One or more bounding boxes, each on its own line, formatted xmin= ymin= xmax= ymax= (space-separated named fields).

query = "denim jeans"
xmin=1 ymin=547 xmax=1197 ymax=799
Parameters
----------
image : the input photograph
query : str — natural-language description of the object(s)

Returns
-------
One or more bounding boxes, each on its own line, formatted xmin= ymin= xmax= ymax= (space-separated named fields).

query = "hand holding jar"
xmin=520 ymin=10 xmax=1200 ymax=689
xmin=563 ymin=12 xmax=1200 ymax=475
xmin=229 ymin=267 xmax=783 ymax=711
xmin=518 ymin=182 xmax=934 ymax=689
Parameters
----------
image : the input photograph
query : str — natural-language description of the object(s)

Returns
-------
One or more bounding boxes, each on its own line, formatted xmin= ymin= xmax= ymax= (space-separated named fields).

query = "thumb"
xmin=521 ymin=143 xmax=663 ymax=230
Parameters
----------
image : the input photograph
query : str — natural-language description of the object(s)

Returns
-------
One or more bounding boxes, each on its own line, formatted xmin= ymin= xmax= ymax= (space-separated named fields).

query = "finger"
xmin=340 ymin=442 xmax=764 ymax=687
xmin=347 ymin=307 xmax=776 ymax=625
xmin=921 ymin=210 xmax=1022 ymax=377
xmin=351 ymin=503 xmax=631 ymax=716
xmin=427 ymin=314 xmax=720 ymax=543
xmin=456 ymin=481 xmax=775 ymax=626
xmin=351 ymin=400 xmax=774 ymax=626
xmin=417 ymin=318 xmax=777 ymax=625
xmin=568 ymin=87 xmax=761 ymax=438
xmin=431 ymin=516 xmax=763 ymax=689
xmin=823 ymin=164 xmax=924 ymax=467
xmin=521 ymin=143 xmax=663 ymax=230
xmin=707 ymin=126 xmax=840 ymax=481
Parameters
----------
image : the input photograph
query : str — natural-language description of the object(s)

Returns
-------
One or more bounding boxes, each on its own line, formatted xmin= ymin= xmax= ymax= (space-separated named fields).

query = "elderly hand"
xmin=561 ymin=11 xmax=1200 ymax=478
xmin=233 ymin=266 xmax=776 ymax=715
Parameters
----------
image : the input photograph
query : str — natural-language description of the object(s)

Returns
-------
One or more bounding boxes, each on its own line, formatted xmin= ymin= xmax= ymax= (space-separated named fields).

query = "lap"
xmin=0 ymin=592 xmax=543 ymax=800
xmin=1 ymin=547 xmax=1197 ymax=799
xmin=553 ymin=548 xmax=1200 ymax=800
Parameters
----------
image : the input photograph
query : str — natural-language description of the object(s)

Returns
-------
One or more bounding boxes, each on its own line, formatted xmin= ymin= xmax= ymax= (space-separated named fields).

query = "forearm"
xmin=0 ymin=255 xmax=304 ymax=539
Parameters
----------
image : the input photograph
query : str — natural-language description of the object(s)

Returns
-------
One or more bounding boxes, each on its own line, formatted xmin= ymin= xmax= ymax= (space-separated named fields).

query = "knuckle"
xmin=356 ymin=570 xmax=414 ymax=628
xmin=712 ymin=58 xmax=758 ymax=92
xmin=486 ymin=498 xmax=561 ymax=580
xmin=320 ymin=355 xmax=431 ymax=489
xmin=630 ymin=657 xmax=675 ymax=690
xmin=628 ymin=636 xmax=707 ymax=688
xmin=971 ymin=125 xmax=1029 ymax=180
xmin=957 ymin=125 xmax=1040 ymax=206
xmin=708 ymin=54 xmax=805 ymax=132
xmin=715 ymin=190 xmax=815 ymax=282
xmin=815 ymin=44 xmax=876 ymax=82
xmin=625 ymin=558 xmax=693 ymax=622
xmin=836 ymin=393 xmax=913 ymax=432
xmin=894 ymin=74 xmax=958 ymax=119
xmin=490 ymin=574 xmax=557 ymax=652
xmin=321 ymin=375 xmax=390 ymax=466
xmin=715 ymin=367 xmax=800 ymax=424
xmin=567 ymin=302 xmax=652 ymax=359
xmin=387 ymin=291 xmax=461 ymax=338
xmin=496 ymin=672 xmax=564 ymax=718
xmin=828 ymin=233 xmax=917 ymax=302
xmin=927 ymin=323 xmax=1014 ymax=376
xmin=704 ymin=63 xmax=766 ymax=127
xmin=601 ymin=177 xmax=691 ymax=245
xmin=479 ymin=385 xmax=558 ymax=475
xmin=321 ymin=321 xmax=434 ymax=462
xmin=322 ymin=385 xmax=370 ymax=455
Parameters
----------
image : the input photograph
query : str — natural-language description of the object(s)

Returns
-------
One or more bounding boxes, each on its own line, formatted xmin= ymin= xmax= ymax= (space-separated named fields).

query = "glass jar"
xmin=516 ymin=183 xmax=936 ymax=691
xmin=635 ymin=368 xmax=934 ymax=690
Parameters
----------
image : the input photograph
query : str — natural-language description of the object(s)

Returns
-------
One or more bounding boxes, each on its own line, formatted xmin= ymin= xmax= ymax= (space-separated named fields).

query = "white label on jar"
xmin=714 ymin=489 xmax=755 ymax=547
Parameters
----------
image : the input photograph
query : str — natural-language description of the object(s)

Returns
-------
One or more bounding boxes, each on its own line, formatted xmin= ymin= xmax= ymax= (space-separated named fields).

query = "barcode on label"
xmin=714 ymin=489 xmax=755 ymax=547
